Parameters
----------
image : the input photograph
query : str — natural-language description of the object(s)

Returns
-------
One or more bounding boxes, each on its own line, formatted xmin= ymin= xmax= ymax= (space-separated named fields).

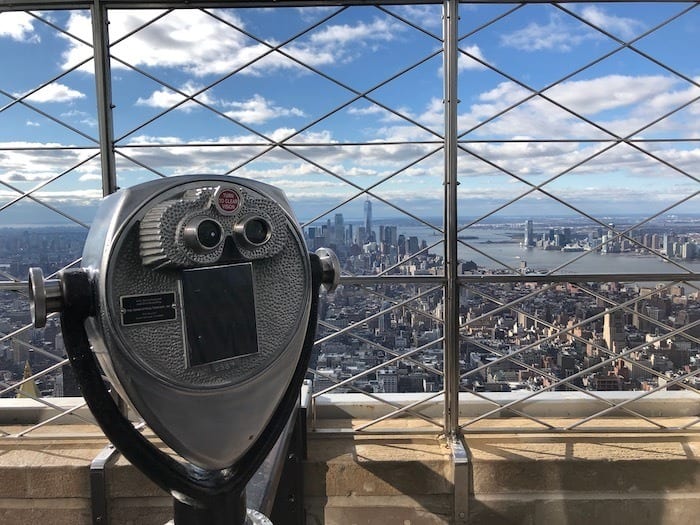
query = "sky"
xmin=0 ymin=2 xmax=699 ymax=227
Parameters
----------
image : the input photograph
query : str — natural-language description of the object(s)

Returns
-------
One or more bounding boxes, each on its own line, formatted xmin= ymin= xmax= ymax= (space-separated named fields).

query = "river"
xmin=396 ymin=225 xmax=700 ymax=276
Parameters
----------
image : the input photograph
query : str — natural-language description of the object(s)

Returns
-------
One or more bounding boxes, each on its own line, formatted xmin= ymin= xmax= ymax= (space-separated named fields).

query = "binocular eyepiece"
xmin=138 ymin=184 xmax=289 ymax=270
xmin=182 ymin=216 xmax=224 ymax=252
xmin=177 ymin=213 xmax=271 ymax=256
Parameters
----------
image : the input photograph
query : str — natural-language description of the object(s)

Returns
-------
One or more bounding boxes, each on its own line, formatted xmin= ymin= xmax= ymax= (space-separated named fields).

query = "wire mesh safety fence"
xmin=0 ymin=1 xmax=698 ymax=437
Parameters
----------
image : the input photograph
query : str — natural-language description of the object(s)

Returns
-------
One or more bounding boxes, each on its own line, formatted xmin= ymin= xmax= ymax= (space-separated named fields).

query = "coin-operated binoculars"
xmin=28 ymin=176 xmax=339 ymax=524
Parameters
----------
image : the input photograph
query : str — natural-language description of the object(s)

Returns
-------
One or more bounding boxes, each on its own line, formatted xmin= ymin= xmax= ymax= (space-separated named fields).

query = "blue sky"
xmin=0 ymin=2 xmax=698 ymax=226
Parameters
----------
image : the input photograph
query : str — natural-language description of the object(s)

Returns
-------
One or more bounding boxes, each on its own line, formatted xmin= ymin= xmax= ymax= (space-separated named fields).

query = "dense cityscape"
xmin=303 ymin=204 xmax=700 ymax=395
xmin=0 ymin=205 xmax=699 ymax=397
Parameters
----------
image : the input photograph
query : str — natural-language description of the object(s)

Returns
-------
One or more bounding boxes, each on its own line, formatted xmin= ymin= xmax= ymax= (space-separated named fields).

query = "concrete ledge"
xmin=0 ymin=420 xmax=698 ymax=524
xmin=0 ymin=428 xmax=105 ymax=525
xmin=464 ymin=429 xmax=700 ymax=524
xmin=468 ymin=435 xmax=700 ymax=493
xmin=304 ymin=420 xmax=700 ymax=525
xmin=304 ymin=433 xmax=452 ymax=524
xmin=306 ymin=495 xmax=452 ymax=525
xmin=469 ymin=492 xmax=700 ymax=525
xmin=305 ymin=435 xmax=452 ymax=496
xmin=0 ymin=425 xmax=172 ymax=525
xmin=106 ymin=453 xmax=172 ymax=524
xmin=2 ymin=392 xmax=699 ymax=424
xmin=108 ymin=496 xmax=172 ymax=525
xmin=314 ymin=391 xmax=700 ymax=420
xmin=0 ymin=398 xmax=95 ymax=426
xmin=0 ymin=500 xmax=91 ymax=525
xmin=0 ymin=443 xmax=101 ymax=499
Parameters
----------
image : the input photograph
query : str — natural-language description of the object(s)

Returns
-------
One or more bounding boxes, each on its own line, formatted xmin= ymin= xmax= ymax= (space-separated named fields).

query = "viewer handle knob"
xmin=315 ymin=247 xmax=340 ymax=292
xmin=28 ymin=267 xmax=63 ymax=328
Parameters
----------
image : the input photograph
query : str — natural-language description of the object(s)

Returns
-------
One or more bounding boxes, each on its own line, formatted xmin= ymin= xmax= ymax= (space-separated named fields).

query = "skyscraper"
xmin=524 ymin=220 xmax=534 ymax=247
xmin=603 ymin=309 xmax=626 ymax=353
xmin=384 ymin=225 xmax=397 ymax=247
xmin=334 ymin=213 xmax=344 ymax=246
xmin=364 ymin=198 xmax=373 ymax=242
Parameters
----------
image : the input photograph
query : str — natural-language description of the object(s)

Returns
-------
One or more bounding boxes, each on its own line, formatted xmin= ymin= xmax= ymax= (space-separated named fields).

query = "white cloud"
xmin=0 ymin=12 xmax=39 ymax=43
xmin=458 ymin=45 xmax=489 ymax=71
xmin=60 ymin=10 xmax=402 ymax=77
xmin=223 ymin=94 xmax=306 ymax=125
xmin=415 ymin=97 xmax=444 ymax=129
xmin=2 ymin=68 xmax=697 ymax=212
xmin=0 ymin=188 xmax=103 ymax=207
xmin=32 ymin=189 xmax=103 ymax=203
xmin=501 ymin=7 xmax=644 ymax=53
xmin=136 ymin=86 xmax=306 ymax=125
xmin=270 ymin=128 xmax=335 ymax=144
xmin=437 ymin=45 xmax=490 ymax=76
xmin=0 ymin=142 xmax=93 ymax=183
xmin=117 ymin=128 xmax=435 ymax=181
xmin=546 ymin=75 xmax=677 ymax=115
xmin=136 ymin=82 xmax=217 ymax=112
xmin=459 ymin=75 xmax=696 ymax=140
xmin=578 ymin=6 xmax=644 ymax=40
xmin=125 ymin=135 xmax=185 ymax=146
xmin=62 ymin=10 xmax=284 ymax=76
xmin=309 ymin=18 xmax=399 ymax=45
xmin=348 ymin=105 xmax=387 ymax=117
xmin=273 ymin=17 xmax=404 ymax=71
xmin=640 ymin=79 xmax=700 ymax=115
xmin=294 ymin=6 xmax=339 ymax=22
xmin=530 ymin=183 xmax=698 ymax=205
xmin=78 ymin=173 xmax=102 ymax=182
xmin=346 ymin=105 xmax=406 ymax=124
xmin=353 ymin=75 xmax=700 ymax=183
xmin=60 ymin=110 xmax=98 ymax=128
xmin=18 ymin=83 xmax=86 ymax=104
xmin=116 ymin=130 xmax=343 ymax=176
xmin=501 ymin=14 xmax=595 ymax=52
xmin=26 ymin=121 xmax=40 ymax=127
xmin=479 ymin=82 xmax=530 ymax=104
xmin=388 ymin=5 xmax=443 ymax=30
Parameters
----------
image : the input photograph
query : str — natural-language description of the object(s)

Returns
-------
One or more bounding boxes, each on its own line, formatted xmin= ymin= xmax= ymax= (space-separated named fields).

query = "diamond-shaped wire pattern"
xmin=0 ymin=8 xmax=102 ymax=435
xmin=0 ymin=2 xmax=698 ymax=436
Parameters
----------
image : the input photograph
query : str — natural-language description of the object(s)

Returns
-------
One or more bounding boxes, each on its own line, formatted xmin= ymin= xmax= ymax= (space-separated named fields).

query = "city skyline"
xmin=2 ymin=196 xmax=700 ymax=227
xmin=2 ymin=219 xmax=698 ymax=398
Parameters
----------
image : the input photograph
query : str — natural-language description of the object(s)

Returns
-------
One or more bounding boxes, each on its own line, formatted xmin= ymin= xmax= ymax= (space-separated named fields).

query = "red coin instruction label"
xmin=217 ymin=189 xmax=241 ymax=214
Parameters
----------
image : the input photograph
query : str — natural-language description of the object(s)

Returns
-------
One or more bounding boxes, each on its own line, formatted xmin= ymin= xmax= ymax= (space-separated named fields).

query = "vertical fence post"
xmin=91 ymin=0 xmax=117 ymax=196
xmin=443 ymin=0 xmax=460 ymax=438
xmin=91 ymin=0 xmax=129 ymax=419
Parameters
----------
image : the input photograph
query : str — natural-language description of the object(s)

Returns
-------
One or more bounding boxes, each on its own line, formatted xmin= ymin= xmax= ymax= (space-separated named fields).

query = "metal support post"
xmin=443 ymin=0 xmax=460 ymax=438
xmin=90 ymin=443 xmax=121 ymax=524
xmin=91 ymin=0 xmax=118 ymax=196
xmin=448 ymin=435 xmax=469 ymax=525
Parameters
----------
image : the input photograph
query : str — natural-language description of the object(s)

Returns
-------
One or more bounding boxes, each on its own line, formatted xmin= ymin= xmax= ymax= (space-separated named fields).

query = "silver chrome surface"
xmin=81 ymin=175 xmax=313 ymax=469
xmin=315 ymin=248 xmax=341 ymax=292
xmin=28 ymin=268 xmax=63 ymax=329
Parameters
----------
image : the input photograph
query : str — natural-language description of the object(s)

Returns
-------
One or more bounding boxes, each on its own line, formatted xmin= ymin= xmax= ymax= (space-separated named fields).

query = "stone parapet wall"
xmin=465 ymin=431 xmax=700 ymax=525
xmin=304 ymin=434 xmax=453 ymax=524
xmin=304 ymin=419 xmax=700 ymax=525
xmin=0 ymin=420 xmax=699 ymax=524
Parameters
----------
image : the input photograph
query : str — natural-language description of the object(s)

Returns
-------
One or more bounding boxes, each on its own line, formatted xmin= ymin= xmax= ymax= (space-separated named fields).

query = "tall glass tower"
xmin=524 ymin=219 xmax=534 ymax=247
xmin=364 ymin=198 xmax=373 ymax=242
